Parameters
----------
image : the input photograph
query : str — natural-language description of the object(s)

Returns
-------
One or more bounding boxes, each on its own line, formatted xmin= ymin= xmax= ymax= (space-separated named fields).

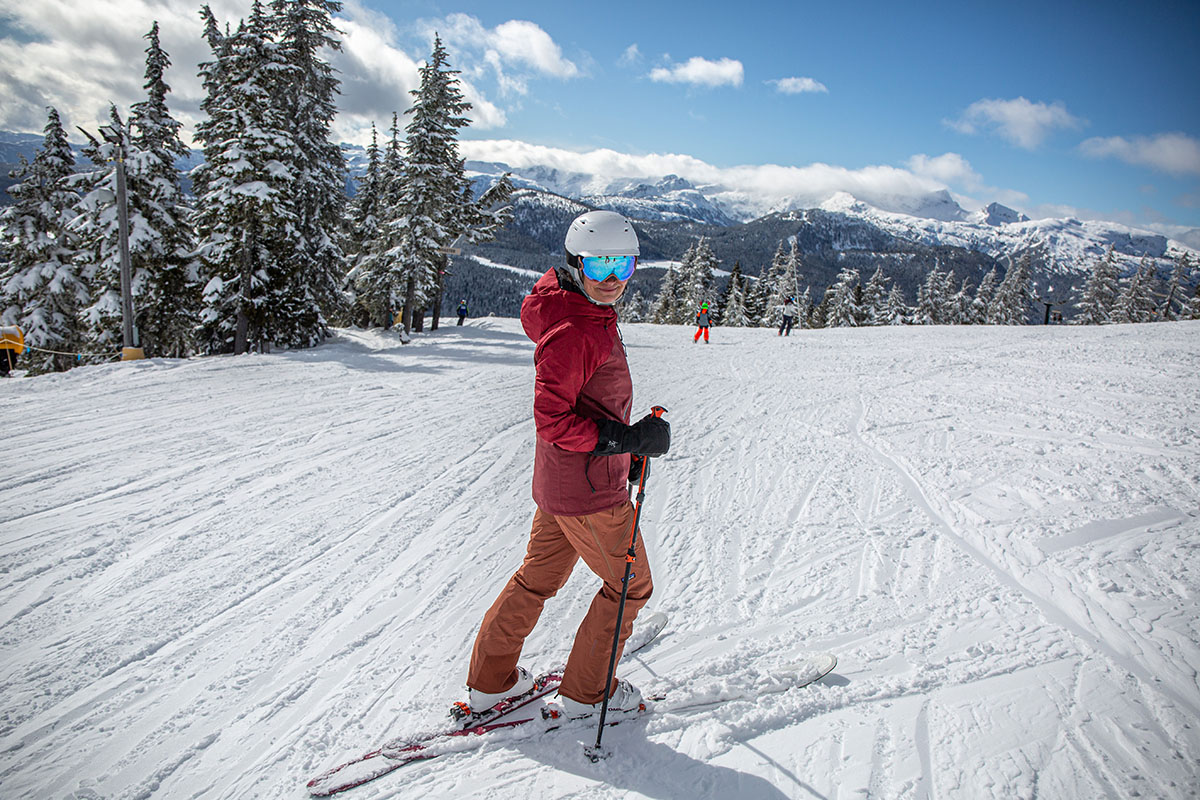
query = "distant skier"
xmin=779 ymin=297 xmax=797 ymax=336
xmin=456 ymin=299 xmax=469 ymax=326
xmin=693 ymin=302 xmax=712 ymax=343
xmin=463 ymin=210 xmax=670 ymax=722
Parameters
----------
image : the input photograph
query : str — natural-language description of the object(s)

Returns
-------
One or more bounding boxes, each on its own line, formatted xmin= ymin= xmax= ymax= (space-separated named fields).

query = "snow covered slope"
xmin=1 ymin=320 xmax=1198 ymax=799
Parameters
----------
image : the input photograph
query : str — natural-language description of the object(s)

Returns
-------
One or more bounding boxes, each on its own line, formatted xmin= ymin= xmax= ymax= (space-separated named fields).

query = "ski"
xmin=306 ymin=671 xmax=562 ymax=796
xmin=307 ymin=611 xmax=670 ymax=796
xmin=308 ymin=651 xmax=837 ymax=794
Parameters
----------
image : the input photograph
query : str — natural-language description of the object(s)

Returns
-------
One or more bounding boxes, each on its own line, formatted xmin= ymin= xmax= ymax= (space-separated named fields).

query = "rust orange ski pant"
xmin=467 ymin=501 xmax=653 ymax=705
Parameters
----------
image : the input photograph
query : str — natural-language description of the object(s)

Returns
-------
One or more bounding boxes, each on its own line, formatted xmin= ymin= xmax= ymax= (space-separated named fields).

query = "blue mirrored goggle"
xmin=580 ymin=255 xmax=637 ymax=282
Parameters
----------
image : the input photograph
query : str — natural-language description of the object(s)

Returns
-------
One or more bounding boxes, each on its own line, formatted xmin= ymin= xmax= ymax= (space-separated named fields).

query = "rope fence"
xmin=19 ymin=343 xmax=124 ymax=362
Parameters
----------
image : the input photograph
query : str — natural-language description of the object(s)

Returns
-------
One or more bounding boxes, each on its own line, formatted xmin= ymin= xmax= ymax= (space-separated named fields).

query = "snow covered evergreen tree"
xmin=347 ymin=115 xmax=404 ymax=327
xmin=949 ymin=275 xmax=973 ymax=325
xmin=861 ymin=266 xmax=889 ymax=326
xmin=194 ymin=2 xmax=300 ymax=354
xmin=650 ymin=261 xmax=685 ymax=324
xmin=400 ymin=34 xmax=481 ymax=331
xmin=987 ymin=248 xmax=1035 ymax=325
xmin=1162 ymin=252 xmax=1194 ymax=321
xmin=1113 ymin=256 xmax=1159 ymax=324
xmin=810 ymin=287 xmax=830 ymax=329
xmin=339 ymin=123 xmax=382 ymax=326
xmin=1184 ymin=281 xmax=1200 ymax=321
xmin=128 ymin=22 xmax=200 ymax=357
xmin=762 ymin=240 xmax=802 ymax=329
xmin=347 ymin=124 xmax=382 ymax=262
xmin=268 ymin=0 xmax=347 ymax=346
xmin=915 ymin=265 xmax=946 ymax=325
xmin=796 ymin=286 xmax=812 ymax=329
xmin=1135 ymin=256 xmax=1163 ymax=320
xmin=743 ymin=266 xmax=765 ymax=325
xmin=882 ymin=285 xmax=909 ymax=325
xmin=617 ymin=288 xmax=650 ymax=323
xmin=1074 ymin=246 xmax=1119 ymax=325
xmin=0 ymin=107 xmax=87 ymax=373
xmin=720 ymin=271 xmax=751 ymax=327
xmin=825 ymin=267 xmax=861 ymax=328
xmin=755 ymin=242 xmax=786 ymax=328
xmin=381 ymin=112 xmax=404 ymax=202
xmin=359 ymin=36 xmax=511 ymax=335
xmin=679 ymin=236 xmax=717 ymax=315
xmin=73 ymin=27 xmax=196 ymax=358
xmin=74 ymin=108 xmax=142 ymax=357
xmin=971 ymin=267 xmax=998 ymax=324
xmin=715 ymin=260 xmax=742 ymax=321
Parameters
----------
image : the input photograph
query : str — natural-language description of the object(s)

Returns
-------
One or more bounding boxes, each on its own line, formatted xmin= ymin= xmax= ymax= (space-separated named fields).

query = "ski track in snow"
xmin=1 ymin=319 xmax=1198 ymax=799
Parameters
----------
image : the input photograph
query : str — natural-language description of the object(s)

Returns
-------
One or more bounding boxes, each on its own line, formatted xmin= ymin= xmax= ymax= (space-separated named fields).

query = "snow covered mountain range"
xmin=456 ymin=157 xmax=1198 ymax=281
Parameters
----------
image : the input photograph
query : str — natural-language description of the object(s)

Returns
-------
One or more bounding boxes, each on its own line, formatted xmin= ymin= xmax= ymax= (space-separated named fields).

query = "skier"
xmin=464 ymin=210 xmax=670 ymax=722
xmin=779 ymin=296 xmax=797 ymax=336
xmin=693 ymin=302 xmax=712 ymax=343
xmin=456 ymin=299 xmax=469 ymax=326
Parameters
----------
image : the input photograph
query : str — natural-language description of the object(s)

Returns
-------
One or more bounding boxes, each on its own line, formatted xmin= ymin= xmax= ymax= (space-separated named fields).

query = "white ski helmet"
xmin=561 ymin=211 xmax=639 ymax=303
xmin=564 ymin=210 xmax=640 ymax=258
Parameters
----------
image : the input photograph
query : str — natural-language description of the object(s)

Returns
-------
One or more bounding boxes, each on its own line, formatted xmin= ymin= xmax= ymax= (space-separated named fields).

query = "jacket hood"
xmin=522 ymin=269 xmax=617 ymax=343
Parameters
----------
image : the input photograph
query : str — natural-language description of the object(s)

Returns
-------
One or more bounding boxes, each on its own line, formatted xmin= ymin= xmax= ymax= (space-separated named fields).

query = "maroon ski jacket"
xmin=521 ymin=269 xmax=633 ymax=516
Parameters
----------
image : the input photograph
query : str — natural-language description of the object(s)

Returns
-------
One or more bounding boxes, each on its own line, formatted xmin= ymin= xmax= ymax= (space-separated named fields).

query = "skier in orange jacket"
xmin=693 ymin=302 xmax=711 ymax=343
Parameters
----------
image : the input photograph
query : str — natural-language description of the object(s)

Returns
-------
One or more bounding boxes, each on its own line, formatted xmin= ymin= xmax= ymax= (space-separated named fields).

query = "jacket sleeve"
xmin=532 ymin=321 xmax=608 ymax=452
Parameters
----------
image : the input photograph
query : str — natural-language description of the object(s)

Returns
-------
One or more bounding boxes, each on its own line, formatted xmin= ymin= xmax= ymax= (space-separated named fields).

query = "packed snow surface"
xmin=2 ymin=319 xmax=1198 ymax=799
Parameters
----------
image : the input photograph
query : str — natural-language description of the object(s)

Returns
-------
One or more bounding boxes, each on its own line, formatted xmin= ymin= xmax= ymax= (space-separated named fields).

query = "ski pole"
xmin=588 ymin=405 xmax=667 ymax=762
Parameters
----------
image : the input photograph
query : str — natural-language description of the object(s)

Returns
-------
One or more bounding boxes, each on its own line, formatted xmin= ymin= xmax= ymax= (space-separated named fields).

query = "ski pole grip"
xmin=650 ymin=405 xmax=667 ymax=418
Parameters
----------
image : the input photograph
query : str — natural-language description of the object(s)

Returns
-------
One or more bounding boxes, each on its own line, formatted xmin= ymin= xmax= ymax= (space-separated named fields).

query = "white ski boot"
xmin=558 ymin=679 xmax=644 ymax=720
xmin=451 ymin=667 xmax=538 ymax=726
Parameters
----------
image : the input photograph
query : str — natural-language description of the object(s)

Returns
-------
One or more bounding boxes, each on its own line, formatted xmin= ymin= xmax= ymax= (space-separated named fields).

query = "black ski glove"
xmin=593 ymin=414 xmax=671 ymax=457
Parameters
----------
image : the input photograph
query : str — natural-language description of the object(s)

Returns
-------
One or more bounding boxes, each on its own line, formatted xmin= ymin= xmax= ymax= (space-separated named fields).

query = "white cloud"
xmin=457 ymin=140 xmax=1059 ymax=223
xmin=0 ymin=1 xmax=520 ymax=146
xmin=328 ymin=2 xmax=425 ymax=142
xmin=618 ymin=44 xmax=641 ymax=67
xmin=334 ymin=6 xmax=510 ymax=138
xmin=463 ymin=139 xmax=957 ymax=212
xmin=0 ymin=0 xmax=249 ymax=142
xmin=770 ymin=77 xmax=828 ymax=95
xmin=906 ymin=153 xmax=984 ymax=192
xmin=1079 ymin=132 xmax=1200 ymax=177
xmin=426 ymin=13 xmax=579 ymax=98
xmin=489 ymin=19 xmax=579 ymax=78
xmin=946 ymin=97 xmax=1082 ymax=149
xmin=649 ymin=56 xmax=743 ymax=88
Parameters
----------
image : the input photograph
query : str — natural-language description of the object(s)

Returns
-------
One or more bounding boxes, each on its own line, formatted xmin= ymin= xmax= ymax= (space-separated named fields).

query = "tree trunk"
xmin=431 ymin=255 xmax=446 ymax=331
xmin=235 ymin=228 xmax=251 ymax=355
xmin=401 ymin=274 xmax=415 ymax=335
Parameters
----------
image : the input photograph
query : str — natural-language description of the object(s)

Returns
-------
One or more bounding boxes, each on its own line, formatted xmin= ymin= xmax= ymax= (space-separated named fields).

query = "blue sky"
xmin=1 ymin=0 xmax=1197 ymax=234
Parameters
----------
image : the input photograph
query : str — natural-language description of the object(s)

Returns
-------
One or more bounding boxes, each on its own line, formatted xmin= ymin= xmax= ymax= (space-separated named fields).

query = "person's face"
xmin=581 ymin=272 xmax=628 ymax=305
